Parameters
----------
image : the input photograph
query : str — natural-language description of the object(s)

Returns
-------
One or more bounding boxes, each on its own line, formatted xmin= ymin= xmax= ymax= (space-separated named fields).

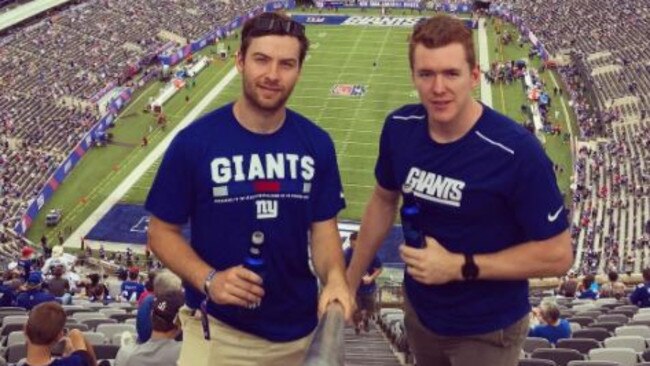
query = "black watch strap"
xmin=462 ymin=253 xmax=479 ymax=281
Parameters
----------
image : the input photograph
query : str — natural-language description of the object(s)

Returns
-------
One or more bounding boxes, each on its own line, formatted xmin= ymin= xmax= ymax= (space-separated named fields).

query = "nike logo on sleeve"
xmin=547 ymin=206 xmax=564 ymax=222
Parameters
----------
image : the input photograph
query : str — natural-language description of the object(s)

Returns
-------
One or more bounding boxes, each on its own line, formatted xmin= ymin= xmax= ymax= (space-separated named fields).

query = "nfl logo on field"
xmin=330 ymin=84 xmax=367 ymax=97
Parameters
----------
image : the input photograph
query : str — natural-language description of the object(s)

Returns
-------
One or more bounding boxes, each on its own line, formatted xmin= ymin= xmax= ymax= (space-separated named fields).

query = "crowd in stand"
xmin=492 ymin=0 xmax=650 ymax=276
xmin=0 ymin=0 xmax=266 ymax=232
xmin=0 ymin=240 xmax=185 ymax=365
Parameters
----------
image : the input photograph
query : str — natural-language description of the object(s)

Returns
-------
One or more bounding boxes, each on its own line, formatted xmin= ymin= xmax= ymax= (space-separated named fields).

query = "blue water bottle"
xmin=401 ymin=204 xmax=425 ymax=248
xmin=243 ymin=231 xmax=265 ymax=309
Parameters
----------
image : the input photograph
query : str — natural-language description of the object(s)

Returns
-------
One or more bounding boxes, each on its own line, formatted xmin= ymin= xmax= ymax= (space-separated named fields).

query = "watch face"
xmin=463 ymin=256 xmax=479 ymax=280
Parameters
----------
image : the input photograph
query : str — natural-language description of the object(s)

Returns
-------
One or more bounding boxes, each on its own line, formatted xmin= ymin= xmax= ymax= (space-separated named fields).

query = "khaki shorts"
xmin=176 ymin=306 xmax=314 ymax=366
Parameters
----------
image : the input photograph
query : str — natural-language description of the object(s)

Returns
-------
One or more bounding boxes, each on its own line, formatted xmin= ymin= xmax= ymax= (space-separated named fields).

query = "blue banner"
xmin=291 ymin=14 xmax=351 ymax=25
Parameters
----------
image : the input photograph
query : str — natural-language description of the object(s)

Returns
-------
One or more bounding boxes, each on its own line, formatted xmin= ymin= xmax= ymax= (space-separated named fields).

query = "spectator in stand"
xmin=344 ymin=231 xmax=382 ymax=335
xmin=107 ymin=267 xmax=127 ymax=300
xmin=599 ymin=271 xmax=626 ymax=300
xmin=116 ymin=291 xmax=184 ymax=366
xmin=121 ymin=266 xmax=144 ymax=302
xmin=84 ymin=273 xmax=108 ymax=303
xmin=577 ymin=274 xmax=599 ymax=300
xmin=136 ymin=269 xmax=182 ymax=343
xmin=557 ymin=270 xmax=579 ymax=297
xmin=47 ymin=265 xmax=72 ymax=305
xmin=529 ymin=299 xmax=571 ymax=344
xmin=24 ymin=302 xmax=97 ymax=366
xmin=137 ymin=271 xmax=156 ymax=306
xmin=18 ymin=246 xmax=35 ymax=279
xmin=630 ymin=268 xmax=650 ymax=307
xmin=16 ymin=272 xmax=56 ymax=310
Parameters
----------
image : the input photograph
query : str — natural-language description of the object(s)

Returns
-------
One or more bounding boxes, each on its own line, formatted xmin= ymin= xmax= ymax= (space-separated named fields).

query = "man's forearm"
xmin=310 ymin=218 xmax=347 ymax=286
xmin=347 ymin=190 xmax=397 ymax=291
xmin=476 ymin=230 xmax=573 ymax=280
xmin=148 ymin=217 xmax=213 ymax=294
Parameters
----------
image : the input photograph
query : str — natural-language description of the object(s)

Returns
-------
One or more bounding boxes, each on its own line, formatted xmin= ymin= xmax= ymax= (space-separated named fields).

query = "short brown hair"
xmin=240 ymin=12 xmax=309 ymax=66
xmin=409 ymin=15 xmax=476 ymax=70
xmin=25 ymin=302 xmax=66 ymax=346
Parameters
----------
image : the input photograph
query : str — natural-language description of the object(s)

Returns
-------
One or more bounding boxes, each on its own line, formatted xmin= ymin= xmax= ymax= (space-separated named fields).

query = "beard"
xmin=241 ymin=75 xmax=295 ymax=113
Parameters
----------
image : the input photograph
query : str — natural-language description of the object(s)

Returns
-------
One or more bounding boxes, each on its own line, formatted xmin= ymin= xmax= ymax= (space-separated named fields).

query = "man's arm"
xmin=346 ymin=185 xmax=399 ymax=292
xmin=147 ymin=216 xmax=263 ymax=307
xmin=66 ymin=329 xmax=97 ymax=366
xmin=400 ymin=229 xmax=573 ymax=284
xmin=310 ymin=217 xmax=353 ymax=321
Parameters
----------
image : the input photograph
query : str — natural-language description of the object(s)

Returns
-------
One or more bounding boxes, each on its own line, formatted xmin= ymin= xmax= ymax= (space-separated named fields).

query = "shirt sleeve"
xmin=374 ymin=120 xmax=399 ymax=191
xmin=510 ymin=136 xmax=569 ymax=241
xmin=145 ymin=132 xmax=194 ymax=224
xmin=311 ymin=136 xmax=346 ymax=222
xmin=67 ymin=350 xmax=94 ymax=366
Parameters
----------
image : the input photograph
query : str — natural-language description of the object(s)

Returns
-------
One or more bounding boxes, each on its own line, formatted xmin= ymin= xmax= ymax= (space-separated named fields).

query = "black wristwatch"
xmin=462 ymin=253 xmax=479 ymax=281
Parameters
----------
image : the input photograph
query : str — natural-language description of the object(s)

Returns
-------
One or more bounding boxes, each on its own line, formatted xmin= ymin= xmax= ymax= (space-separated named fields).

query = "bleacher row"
xmin=505 ymin=0 xmax=650 ymax=123
xmin=570 ymin=119 xmax=650 ymax=274
xmin=0 ymin=302 xmax=138 ymax=364
xmin=0 ymin=0 xmax=265 ymax=231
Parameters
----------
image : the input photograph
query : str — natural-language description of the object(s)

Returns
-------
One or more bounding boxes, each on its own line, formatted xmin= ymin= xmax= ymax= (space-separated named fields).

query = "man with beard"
xmin=145 ymin=12 xmax=353 ymax=366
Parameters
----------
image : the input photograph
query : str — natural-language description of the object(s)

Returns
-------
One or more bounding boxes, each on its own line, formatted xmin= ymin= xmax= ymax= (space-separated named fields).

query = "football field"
xmin=123 ymin=24 xmax=481 ymax=220
xmin=26 ymin=15 xmax=576 ymax=247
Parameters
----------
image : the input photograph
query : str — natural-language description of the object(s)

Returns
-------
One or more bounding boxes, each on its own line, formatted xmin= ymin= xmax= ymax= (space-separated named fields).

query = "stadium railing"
xmin=303 ymin=302 xmax=345 ymax=366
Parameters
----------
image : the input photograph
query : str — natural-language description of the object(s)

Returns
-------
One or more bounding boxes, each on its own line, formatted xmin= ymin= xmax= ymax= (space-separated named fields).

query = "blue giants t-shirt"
xmin=145 ymin=103 xmax=345 ymax=341
xmin=376 ymin=104 xmax=569 ymax=336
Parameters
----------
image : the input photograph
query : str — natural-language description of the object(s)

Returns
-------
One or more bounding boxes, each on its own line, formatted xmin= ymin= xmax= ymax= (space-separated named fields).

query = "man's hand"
xmin=400 ymin=236 xmax=464 ymax=285
xmin=208 ymin=265 xmax=265 ymax=308
xmin=361 ymin=275 xmax=373 ymax=285
xmin=318 ymin=278 xmax=355 ymax=323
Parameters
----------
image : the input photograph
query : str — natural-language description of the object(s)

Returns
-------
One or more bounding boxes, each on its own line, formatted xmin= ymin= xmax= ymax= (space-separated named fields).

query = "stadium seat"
xmin=556 ymin=338 xmax=601 ymax=354
xmin=598 ymin=315 xmax=630 ymax=324
xmin=530 ymin=348 xmax=584 ymax=366
xmin=603 ymin=336 xmax=647 ymax=352
xmin=96 ymin=324 xmax=136 ymax=342
xmin=573 ymin=328 xmax=611 ymax=342
xmin=1 ymin=316 xmax=28 ymax=327
xmin=519 ymin=359 xmax=558 ymax=366
xmin=93 ymin=344 xmax=120 ymax=360
xmin=615 ymin=326 xmax=650 ymax=338
xmin=6 ymin=331 xmax=25 ymax=347
xmin=72 ymin=312 xmax=107 ymax=321
xmin=99 ymin=308 xmax=126 ymax=317
xmin=1 ymin=323 xmax=25 ymax=338
xmin=525 ymin=337 xmax=554 ymax=354
xmin=591 ymin=322 xmax=626 ymax=333
xmin=5 ymin=343 xmax=26 ymax=363
xmin=82 ymin=332 xmax=106 ymax=345
xmin=589 ymin=348 xmax=639 ymax=366
xmin=109 ymin=313 xmax=136 ymax=323
xmin=566 ymin=361 xmax=622 ymax=366
xmin=65 ymin=324 xmax=89 ymax=332
xmin=570 ymin=317 xmax=597 ymax=328
xmin=83 ymin=318 xmax=118 ymax=331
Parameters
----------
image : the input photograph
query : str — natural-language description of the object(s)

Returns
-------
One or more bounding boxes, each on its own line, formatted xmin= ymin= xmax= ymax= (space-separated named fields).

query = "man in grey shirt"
xmin=115 ymin=291 xmax=183 ymax=366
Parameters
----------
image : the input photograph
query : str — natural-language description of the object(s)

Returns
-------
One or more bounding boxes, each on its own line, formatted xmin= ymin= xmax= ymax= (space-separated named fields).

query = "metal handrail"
xmin=303 ymin=302 xmax=345 ymax=366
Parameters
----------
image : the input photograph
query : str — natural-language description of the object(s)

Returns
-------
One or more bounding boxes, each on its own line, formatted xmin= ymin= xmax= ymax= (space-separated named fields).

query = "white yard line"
xmin=63 ymin=67 xmax=239 ymax=249
xmin=478 ymin=18 xmax=493 ymax=107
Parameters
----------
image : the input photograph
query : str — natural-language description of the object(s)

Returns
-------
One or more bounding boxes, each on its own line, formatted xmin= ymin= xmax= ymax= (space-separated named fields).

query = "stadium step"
xmin=344 ymin=323 xmax=404 ymax=366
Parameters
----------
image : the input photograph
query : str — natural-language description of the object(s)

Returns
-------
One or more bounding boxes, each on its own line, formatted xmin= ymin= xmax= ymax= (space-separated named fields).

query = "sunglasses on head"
xmin=252 ymin=15 xmax=305 ymax=37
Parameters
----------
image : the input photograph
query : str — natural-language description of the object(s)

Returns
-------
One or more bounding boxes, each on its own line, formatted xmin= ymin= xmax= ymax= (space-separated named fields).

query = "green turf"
xmin=27 ymin=14 xmax=576 ymax=243
xmin=486 ymin=19 xmax=574 ymax=201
